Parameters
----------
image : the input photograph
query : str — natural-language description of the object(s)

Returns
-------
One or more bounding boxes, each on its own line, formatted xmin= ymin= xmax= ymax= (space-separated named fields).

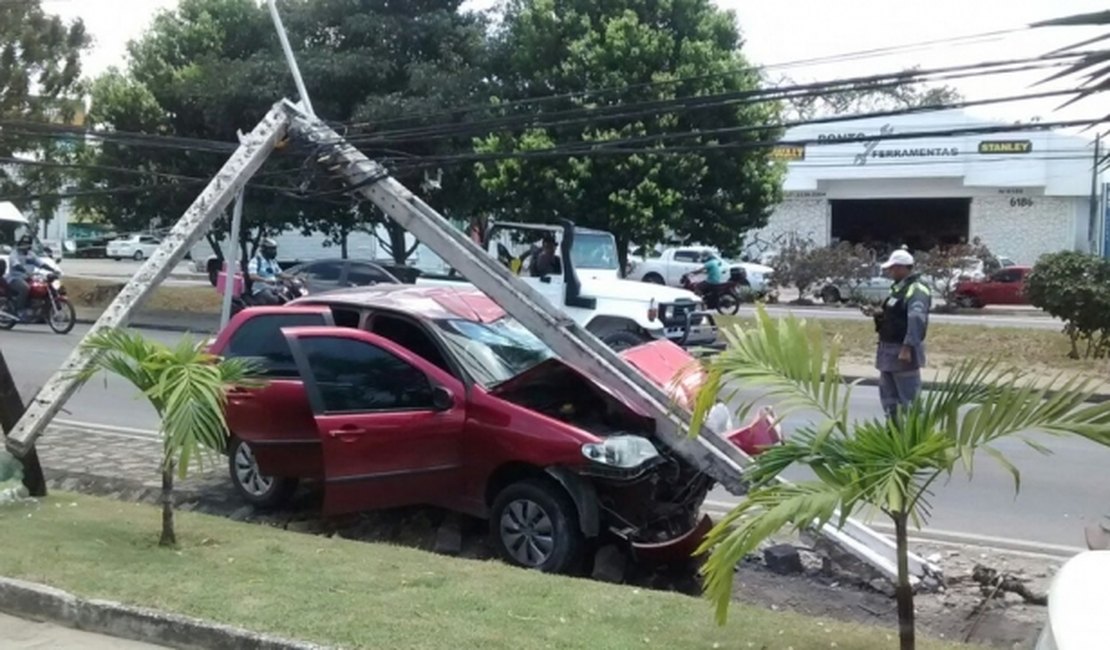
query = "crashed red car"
xmin=210 ymin=285 xmax=738 ymax=573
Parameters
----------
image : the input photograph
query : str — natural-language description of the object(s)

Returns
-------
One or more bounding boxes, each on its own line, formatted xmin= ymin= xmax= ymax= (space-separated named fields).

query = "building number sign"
xmin=1010 ymin=197 xmax=1035 ymax=208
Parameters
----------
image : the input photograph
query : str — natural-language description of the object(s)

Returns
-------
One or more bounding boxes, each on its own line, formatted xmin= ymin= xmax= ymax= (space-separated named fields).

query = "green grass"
xmin=67 ymin=277 xmax=221 ymax=314
xmin=0 ymin=493 xmax=975 ymax=650
xmin=718 ymin=315 xmax=1102 ymax=375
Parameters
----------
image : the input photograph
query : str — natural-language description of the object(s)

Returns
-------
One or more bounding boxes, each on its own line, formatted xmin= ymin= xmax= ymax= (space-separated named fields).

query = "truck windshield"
xmin=571 ymin=232 xmax=619 ymax=270
xmin=434 ymin=317 xmax=555 ymax=387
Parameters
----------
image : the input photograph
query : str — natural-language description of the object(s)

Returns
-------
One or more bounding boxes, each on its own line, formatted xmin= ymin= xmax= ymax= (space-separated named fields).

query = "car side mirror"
xmin=431 ymin=385 xmax=454 ymax=411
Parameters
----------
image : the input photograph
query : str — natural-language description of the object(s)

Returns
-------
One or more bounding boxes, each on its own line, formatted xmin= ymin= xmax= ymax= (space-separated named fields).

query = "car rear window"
xmin=225 ymin=313 xmax=327 ymax=377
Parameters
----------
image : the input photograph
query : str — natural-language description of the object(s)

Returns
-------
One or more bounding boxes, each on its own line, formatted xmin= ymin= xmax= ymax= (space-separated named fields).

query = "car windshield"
xmin=434 ymin=317 xmax=555 ymax=387
xmin=571 ymin=232 xmax=619 ymax=270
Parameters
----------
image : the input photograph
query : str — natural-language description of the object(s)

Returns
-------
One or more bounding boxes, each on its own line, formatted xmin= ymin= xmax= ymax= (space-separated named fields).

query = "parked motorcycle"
xmin=0 ymin=259 xmax=76 ymax=334
xmin=680 ymin=268 xmax=747 ymax=315
xmin=229 ymin=275 xmax=308 ymax=316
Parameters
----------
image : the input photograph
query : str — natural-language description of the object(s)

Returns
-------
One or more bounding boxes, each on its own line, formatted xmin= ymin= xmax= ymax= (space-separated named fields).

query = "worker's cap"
xmin=881 ymin=249 xmax=914 ymax=269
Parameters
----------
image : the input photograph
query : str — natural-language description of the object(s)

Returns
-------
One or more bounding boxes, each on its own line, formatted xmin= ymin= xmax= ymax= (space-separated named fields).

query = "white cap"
xmin=881 ymin=249 xmax=914 ymax=269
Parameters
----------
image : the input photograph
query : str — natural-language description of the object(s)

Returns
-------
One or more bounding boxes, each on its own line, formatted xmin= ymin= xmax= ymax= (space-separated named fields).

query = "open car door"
xmin=282 ymin=326 xmax=467 ymax=516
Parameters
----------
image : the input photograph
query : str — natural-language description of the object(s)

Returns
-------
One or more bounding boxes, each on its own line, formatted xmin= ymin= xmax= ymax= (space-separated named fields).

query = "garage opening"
xmin=831 ymin=198 xmax=970 ymax=251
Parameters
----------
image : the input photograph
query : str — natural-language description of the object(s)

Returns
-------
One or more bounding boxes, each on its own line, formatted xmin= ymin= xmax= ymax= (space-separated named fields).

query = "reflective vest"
xmin=878 ymin=276 xmax=930 ymax=344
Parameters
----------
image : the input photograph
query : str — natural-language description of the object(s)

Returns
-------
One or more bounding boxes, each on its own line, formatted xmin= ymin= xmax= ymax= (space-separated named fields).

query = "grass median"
xmin=66 ymin=277 xmax=220 ymax=315
xmin=0 ymin=493 xmax=974 ymax=650
xmin=718 ymin=315 xmax=1101 ymax=375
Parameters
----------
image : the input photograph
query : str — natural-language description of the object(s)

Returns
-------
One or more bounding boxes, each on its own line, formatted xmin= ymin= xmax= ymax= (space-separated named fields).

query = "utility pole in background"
xmin=1090 ymin=134 xmax=1102 ymax=254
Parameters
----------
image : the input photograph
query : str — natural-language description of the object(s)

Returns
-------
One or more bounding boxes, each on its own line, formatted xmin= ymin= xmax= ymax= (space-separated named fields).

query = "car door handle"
xmin=228 ymin=389 xmax=254 ymax=401
xmin=327 ymin=426 xmax=367 ymax=439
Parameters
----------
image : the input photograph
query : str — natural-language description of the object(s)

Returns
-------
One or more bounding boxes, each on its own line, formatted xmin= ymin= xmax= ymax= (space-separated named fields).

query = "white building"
xmin=752 ymin=109 xmax=1099 ymax=265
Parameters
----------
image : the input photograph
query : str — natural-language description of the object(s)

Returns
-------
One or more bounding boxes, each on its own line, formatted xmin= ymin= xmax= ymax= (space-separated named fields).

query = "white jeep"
xmin=416 ymin=220 xmax=719 ymax=351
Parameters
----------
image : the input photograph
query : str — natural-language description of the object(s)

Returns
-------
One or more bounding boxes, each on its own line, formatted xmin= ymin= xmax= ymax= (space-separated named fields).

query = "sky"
xmin=43 ymin=0 xmax=1110 ymax=129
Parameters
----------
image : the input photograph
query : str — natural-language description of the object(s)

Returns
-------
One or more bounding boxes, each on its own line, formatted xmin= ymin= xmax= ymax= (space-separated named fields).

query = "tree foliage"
xmin=78 ymin=0 xmax=488 ymax=263
xmin=473 ymin=0 xmax=784 ymax=268
xmin=1026 ymin=251 xmax=1110 ymax=359
xmin=779 ymin=69 xmax=963 ymax=120
xmin=916 ymin=238 xmax=995 ymax=308
xmin=75 ymin=329 xmax=260 ymax=547
xmin=690 ymin=307 xmax=1110 ymax=649
xmin=0 ymin=0 xmax=90 ymax=225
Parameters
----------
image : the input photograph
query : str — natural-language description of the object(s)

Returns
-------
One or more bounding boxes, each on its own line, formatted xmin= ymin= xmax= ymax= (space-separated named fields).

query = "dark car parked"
xmin=283 ymin=258 xmax=400 ymax=294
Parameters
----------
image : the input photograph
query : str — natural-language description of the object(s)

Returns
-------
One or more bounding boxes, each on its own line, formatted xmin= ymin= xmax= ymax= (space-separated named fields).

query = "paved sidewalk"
xmin=839 ymin=361 xmax=1110 ymax=398
xmin=0 ymin=611 xmax=168 ymax=649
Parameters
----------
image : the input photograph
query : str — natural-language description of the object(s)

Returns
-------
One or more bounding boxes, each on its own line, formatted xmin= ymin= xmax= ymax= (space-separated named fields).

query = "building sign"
xmin=817 ymin=132 xmax=867 ymax=142
xmin=977 ymin=140 xmax=1033 ymax=154
xmin=770 ymin=145 xmax=805 ymax=161
xmin=853 ymin=124 xmax=894 ymax=166
xmin=869 ymin=146 xmax=960 ymax=160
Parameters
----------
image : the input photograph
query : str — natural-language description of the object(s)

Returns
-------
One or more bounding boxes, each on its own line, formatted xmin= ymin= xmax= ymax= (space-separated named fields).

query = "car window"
xmin=139 ymin=236 xmax=158 ymax=244
xmin=300 ymin=337 xmax=434 ymax=412
xmin=346 ymin=263 xmax=392 ymax=286
xmin=299 ymin=261 xmax=343 ymax=284
xmin=673 ymin=251 xmax=699 ymax=263
xmin=993 ymin=269 xmax=1022 ymax=283
xmin=224 ymin=313 xmax=327 ymax=377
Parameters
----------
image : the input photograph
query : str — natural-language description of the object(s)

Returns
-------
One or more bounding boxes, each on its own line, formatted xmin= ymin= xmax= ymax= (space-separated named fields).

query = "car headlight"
xmin=582 ymin=435 xmax=660 ymax=469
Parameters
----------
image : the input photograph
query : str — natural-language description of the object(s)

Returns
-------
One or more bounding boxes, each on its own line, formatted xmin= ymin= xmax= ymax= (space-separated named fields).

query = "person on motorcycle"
xmin=247 ymin=238 xmax=287 ymax=306
xmin=694 ymin=252 xmax=727 ymax=304
xmin=5 ymin=235 xmax=43 ymax=319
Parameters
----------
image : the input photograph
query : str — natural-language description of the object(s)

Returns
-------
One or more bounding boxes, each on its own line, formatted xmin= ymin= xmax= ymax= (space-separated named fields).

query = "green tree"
xmin=76 ymin=330 xmax=258 ymax=547
xmin=79 ymin=0 xmax=488 ymax=263
xmin=473 ymin=0 xmax=784 ymax=269
xmin=0 ymin=0 xmax=90 ymax=222
xmin=690 ymin=307 xmax=1110 ymax=650
xmin=780 ymin=69 xmax=963 ymax=120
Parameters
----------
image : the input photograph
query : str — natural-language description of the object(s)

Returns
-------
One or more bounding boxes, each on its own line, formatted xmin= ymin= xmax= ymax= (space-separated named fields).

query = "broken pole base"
xmin=0 ymin=350 xmax=46 ymax=497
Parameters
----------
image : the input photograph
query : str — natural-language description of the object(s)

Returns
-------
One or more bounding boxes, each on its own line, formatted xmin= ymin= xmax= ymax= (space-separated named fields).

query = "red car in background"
xmin=953 ymin=266 xmax=1032 ymax=308
xmin=209 ymin=285 xmax=747 ymax=574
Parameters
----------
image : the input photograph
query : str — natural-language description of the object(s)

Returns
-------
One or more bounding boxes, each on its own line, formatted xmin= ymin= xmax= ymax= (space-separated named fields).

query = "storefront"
xmin=754 ymin=110 xmax=1096 ymax=264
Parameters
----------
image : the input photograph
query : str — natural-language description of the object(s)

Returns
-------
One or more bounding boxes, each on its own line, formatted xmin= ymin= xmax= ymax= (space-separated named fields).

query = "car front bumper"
xmin=659 ymin=304 xmax=719 ymax=348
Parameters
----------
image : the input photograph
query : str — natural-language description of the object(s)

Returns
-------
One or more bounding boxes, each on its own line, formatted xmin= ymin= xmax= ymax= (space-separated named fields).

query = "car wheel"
xmin=956 ymin=295 xmax=982 ymax=309
xmin=642 ymin=273 xmax=665 ymax=284
xmin=490 ymin=479 xmax=584 ymax=574
xmin=820 ymin=285 xmax=842 ymax=304
xmin=112 ymin=257 xmax=121 ymax=261
xmin=599 ymin=329 xmax=649 ymax=352
xmin=133 ymin=250 xmax=145 ymax=261
xmin=227 ymin=437 xmax=298 ymax=509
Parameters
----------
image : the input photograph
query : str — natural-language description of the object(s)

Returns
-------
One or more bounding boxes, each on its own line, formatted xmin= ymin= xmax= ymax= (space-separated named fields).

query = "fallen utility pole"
xmin=4 ymin=104 xmax=290 ymax=458
xmin=285 ymin=103 xmax=939 ymax=586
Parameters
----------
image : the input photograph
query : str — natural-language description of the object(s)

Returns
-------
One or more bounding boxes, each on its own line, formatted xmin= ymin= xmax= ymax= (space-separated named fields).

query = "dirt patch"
xmin=731 ymin=539 xmax=1056 ymax=649
xmin=66 ymin=277 xmax=220 ymax=314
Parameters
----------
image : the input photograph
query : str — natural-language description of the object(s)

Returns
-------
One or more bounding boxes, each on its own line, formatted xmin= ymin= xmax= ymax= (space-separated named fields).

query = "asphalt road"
xmin=4 ymin=324 xmax=1105 ymax=550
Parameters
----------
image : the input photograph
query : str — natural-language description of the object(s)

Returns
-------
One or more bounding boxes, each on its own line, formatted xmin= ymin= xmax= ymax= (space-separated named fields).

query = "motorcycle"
xmin=229 ymin=275 xmax=308 ymax=316
xmin=0 ymin=259 xmax=76 ymax=334
xmin=680 ymin=268 xmax=748 ymax=315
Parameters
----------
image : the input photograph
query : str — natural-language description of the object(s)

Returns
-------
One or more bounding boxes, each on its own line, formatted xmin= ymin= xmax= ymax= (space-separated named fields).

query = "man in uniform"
xmin=868 ymin=249 xmax=931 ymax=419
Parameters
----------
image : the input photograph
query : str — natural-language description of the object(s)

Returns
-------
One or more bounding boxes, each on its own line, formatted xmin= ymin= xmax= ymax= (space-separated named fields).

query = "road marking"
xmin=702 ymin=499 xmax=1083 ymax=560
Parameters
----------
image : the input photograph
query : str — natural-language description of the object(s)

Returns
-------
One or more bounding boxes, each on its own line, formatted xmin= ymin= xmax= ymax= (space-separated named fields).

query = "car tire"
xmin=490 ymin=479 xmax=584 ymax=574
xmin=642 ymin=273 xmax=665 ymax=284
xmin=133 ymin=250 xmax=145 ymax=261
xmin=111 ymin=257 xmax=121 ymax=261
xmin=599 ymin=329 xmax=649 ymax=352
xmin=227 ymin=436 xmax=298 ymax=510
xmin=820 ymin=285 xmax=842 ymax=304
xmin=956 ymin=295 xmax=982 ymax=309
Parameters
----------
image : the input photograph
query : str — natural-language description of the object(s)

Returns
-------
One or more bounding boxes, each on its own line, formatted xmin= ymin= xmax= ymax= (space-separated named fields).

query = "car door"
xmin=670 ymin=250 xmax=701 ymax=285
xmin=217 ymin=307 xmax=335 ymax=478
xmin=284 ymin=328 xmax=467 ymax=516
xmin=981 ymin=269 xmax=1017 ymax=305
xmin=139 ymin=235 xmax=160 ymax=256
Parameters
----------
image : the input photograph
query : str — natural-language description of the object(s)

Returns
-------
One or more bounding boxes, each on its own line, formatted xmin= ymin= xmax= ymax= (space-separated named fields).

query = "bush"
xmin=1025 ymin=251 xmax=1110 ymax=359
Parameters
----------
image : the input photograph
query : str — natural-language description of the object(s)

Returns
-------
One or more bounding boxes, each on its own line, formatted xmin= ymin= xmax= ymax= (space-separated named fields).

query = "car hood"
xmin=580 ymin=277 xmax=700 ymax=304
xmin=490 ymin=340 xmax=707 ymax=416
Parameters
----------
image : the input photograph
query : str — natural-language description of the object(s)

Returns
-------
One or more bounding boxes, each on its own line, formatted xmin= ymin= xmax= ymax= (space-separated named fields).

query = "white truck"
xmin=634 ymin=246 xmax=775 ymax=297
xmin=416 ymin=221 xmax=720 ymax=351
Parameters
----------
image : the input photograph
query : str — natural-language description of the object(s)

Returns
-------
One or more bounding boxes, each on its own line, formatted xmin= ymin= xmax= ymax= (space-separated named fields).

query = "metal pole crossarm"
xmin=283 ymin=103 xmax=939 ymax=586
xmin=4 ymin=104 xmax=291 ymax=457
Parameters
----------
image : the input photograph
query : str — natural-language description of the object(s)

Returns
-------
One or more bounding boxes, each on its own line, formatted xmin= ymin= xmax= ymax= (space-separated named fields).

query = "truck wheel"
xmin=228 ymin=437 xmax=298 ymax=510
xmin=490 ymin=479 xmax=584 ymax=574
xmin=599 ymin=329 xmax=649 ymax=352
xmin=642 ymin=273 xmax=665 ymax=285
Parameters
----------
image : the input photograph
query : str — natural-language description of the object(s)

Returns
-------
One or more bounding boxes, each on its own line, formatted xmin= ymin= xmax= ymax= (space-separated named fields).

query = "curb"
xmin=0 ymin=576 xmax=330 ymax=650
xmin=75 ymin=316 xmax=212 ymax=334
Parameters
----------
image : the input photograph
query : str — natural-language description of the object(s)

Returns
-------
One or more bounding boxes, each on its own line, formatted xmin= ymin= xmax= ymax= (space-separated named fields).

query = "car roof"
xmin=291 ymin=284 xmax=506 ymax=323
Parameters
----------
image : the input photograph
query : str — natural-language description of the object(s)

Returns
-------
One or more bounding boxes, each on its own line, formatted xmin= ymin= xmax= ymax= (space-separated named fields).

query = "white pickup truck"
xmin=633 ymin=246 xmax=775 ymax=297
xmin=416 ymin=221 xmax=720 ymax=351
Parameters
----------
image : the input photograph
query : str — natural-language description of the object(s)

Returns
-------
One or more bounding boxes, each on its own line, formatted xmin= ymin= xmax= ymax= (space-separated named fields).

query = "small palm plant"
xmin=76 ymin=329 xmax=259 ymax=547
xmin=690 ymin=306 xmax=1110 ymax=650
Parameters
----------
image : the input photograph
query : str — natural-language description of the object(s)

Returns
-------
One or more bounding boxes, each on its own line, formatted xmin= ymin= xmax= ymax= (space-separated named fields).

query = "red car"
xmin=953 ymin=266 xmax=1032 ymax=308
xmin=209 ymin=285 xmax=742 ymax=573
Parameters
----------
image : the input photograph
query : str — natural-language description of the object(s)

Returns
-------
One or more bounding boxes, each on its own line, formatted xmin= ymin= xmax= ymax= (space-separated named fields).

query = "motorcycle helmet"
xmin=260 ymin=238 xmax=278 ymax=260
xmin=16 ymin=235 xmax=32 ymax=254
